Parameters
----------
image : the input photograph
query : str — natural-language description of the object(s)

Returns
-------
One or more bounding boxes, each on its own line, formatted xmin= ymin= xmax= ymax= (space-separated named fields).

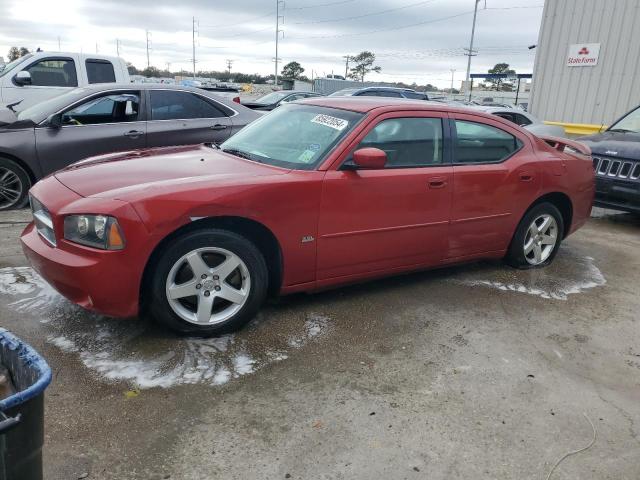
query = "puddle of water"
xmin=452 ymin=249 xmax=606 ymax=300
xmin=0 ymin=267 xmax=331 ymax=389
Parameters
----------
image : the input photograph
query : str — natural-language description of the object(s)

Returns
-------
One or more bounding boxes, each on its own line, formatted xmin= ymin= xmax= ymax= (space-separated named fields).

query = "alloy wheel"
xmin=0 ymin=167 xmax=23 ymax=210
xmin=165 ymin=247 xmax=251 ymax=325
xmin=523 ymin=213 xmax=558 ymax=265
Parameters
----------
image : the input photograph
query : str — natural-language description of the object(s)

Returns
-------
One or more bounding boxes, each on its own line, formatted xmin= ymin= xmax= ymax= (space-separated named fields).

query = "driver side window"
xmin=354 ymin=117 xmax=443 ymax=168
xmin=62 ymin=93 xmax=140 ymax=126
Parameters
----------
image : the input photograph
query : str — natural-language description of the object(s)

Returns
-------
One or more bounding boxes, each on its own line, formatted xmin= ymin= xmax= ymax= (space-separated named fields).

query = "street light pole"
xmin=450 ymin=69 xmax=456 ymax=93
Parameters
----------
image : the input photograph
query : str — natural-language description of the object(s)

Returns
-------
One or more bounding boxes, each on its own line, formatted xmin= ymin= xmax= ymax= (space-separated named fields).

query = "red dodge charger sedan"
xmin=21 ymin=98 xmax=594 ymax=335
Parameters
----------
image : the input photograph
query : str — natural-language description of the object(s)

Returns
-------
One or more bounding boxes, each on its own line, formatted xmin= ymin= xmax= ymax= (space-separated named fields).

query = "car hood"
xmin=55 ymin=144 xmax=289 ymax=199
xmin=578 ymin=130 xmax=640 ymax=159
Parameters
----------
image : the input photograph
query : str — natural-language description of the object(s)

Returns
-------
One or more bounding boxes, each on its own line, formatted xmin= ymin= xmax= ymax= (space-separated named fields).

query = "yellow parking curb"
xmin=543 ymin=121 xmax=607 ymax=136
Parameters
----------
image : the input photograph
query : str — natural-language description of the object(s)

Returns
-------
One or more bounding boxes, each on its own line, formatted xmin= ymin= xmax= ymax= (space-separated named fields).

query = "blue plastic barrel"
xmin=0 ymin=329 xmax=52 ymax=480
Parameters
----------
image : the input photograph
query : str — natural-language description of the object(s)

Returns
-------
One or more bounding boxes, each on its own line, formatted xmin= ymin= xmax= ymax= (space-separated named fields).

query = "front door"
xmin=317 ymin=113 xmax=452 ymax=280
xmin=146 ymin=89 xmax=234 ymax=147
xmin=448 ymin=113 xmax=540 ymax=258
xmin=34 ymin=90 xmax=146 ymax=176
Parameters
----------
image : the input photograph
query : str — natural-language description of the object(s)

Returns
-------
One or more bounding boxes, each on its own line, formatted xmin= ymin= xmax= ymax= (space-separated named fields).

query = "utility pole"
xmin=116 ymin=39 xmax=120 ymax=57
xmin=145 ymin=30 xmax=151 ymax=69
xmin=464 ymin=0 xmax=481 ymax=86
xmin=450 ymin=69 xmax=456 ymax=93
xmin=166 ymin=62 xmax=171 ymax=72
xmin=275 ymin=0 xmax=285 ymax=86
xmin=192 ymin=16 xmax=198 ymax=79
xmin=57 ymin=36 xmax=61 ymax=51
xmin=343 ymin=55 xmax=351 ymax=79
xmin=95 ymin=42 xmax=99 ymax=54
xmin=226 ymin=59 xmax=233 ymax=74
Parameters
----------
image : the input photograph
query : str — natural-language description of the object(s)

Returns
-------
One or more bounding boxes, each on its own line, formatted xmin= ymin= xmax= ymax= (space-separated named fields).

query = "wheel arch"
xmin=140 ymin=216 xmax=284 ymax=306
xmin=525 ymin=192 xmax=573 ymax=238
xmin=0 ymin=152 xmax=37 ymax=185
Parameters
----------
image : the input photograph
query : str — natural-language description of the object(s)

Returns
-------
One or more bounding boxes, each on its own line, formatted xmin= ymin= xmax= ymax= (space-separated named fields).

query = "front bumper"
xmin=21 ymin=223 xmax=140 ymax=317
xmin=595 ymin=177 xmax=640 ymax=213
xmin=19 ymin=177 xmax=154 ymax=318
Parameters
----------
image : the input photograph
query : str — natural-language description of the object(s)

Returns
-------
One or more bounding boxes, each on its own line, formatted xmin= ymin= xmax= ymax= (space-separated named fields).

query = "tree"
xmin=348 ymin=51 xmax=381 ymax=82
xmin=281 ymin=61 xmax=305 ymax=79
xmin=487 ymin=63 xmax=515 ymax=91
xmin=126 ymin=62 xmax=139 ymax=75
xmin=141 ymin=66 xmax=161 ymax=77
xmin=7 ymin=47 xmax=30 ymax=61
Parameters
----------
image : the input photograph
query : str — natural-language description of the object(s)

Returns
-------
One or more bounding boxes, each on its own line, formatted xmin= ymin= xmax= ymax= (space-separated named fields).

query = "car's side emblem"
xmin=605 ymin=150 xmax=618 ymax=155
xmin=301 ymin=235 xmax=315 ymax=243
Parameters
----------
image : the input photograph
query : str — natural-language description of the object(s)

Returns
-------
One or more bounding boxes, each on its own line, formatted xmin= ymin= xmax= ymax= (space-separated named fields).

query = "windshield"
xmin=329 ymin=89 xmax=358 ymax=97
xmin=254 ymin=91 xmax=290 ymax=104
xmin=0 ymin=54 xmax=33 ymax=78
xmin=220 ymin=104 xmax=364 ymax=170
xmin=609 ymin=106 xmax=640 ymax=133
xmin=17 ymin=87 xmax=90 ymax=123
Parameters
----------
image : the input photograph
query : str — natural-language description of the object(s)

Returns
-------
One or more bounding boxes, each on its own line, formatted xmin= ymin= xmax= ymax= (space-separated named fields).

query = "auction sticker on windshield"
xmin=311 ymin=114 xmax=349 ymax=131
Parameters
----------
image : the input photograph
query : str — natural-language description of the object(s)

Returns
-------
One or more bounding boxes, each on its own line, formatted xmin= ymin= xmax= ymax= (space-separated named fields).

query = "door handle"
xmin=211 ymin=124 xmax=228 ymax=131
xmin=123 ymin=130 xmax=143 ymax=138
xmin=428 ymin=177 xmax=447 ymax=189
xmin=519 ymin=171 xmax=534 ymax=182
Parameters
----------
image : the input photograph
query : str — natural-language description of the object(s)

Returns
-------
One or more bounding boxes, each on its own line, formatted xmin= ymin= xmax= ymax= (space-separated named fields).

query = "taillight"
xmin=233 ymin=96 xmax=240 ymax=103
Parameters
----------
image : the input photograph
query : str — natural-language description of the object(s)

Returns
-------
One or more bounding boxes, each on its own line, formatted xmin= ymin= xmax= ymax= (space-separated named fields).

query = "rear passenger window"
xmin=378 ymin=91 xmax=403 ymax=98
xmin=150 ymin=90 xmax=227 ymax=120
xmin=25 ymin=58 xmax=77 ymax=87
xmin=86 ymin=60 xmax=116 ymax=84
xmin=454 ymin=120 xmax=522 ymax=164
xmin=357 ymin=117 xmax=443 ymax=167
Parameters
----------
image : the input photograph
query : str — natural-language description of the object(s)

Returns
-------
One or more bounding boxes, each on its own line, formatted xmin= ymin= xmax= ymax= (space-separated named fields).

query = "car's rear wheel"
xmin=0 ymin=158 xmax=30 ymax=211
xmin=506 ymin=202 xmax=564 ymax=268
xmin=147 ymin=229 xmax=268 ymax=336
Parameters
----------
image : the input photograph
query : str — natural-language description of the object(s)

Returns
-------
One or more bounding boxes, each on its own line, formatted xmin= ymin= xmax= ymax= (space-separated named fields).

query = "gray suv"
xmin=0 ymin=84 xmax=260 ymax=210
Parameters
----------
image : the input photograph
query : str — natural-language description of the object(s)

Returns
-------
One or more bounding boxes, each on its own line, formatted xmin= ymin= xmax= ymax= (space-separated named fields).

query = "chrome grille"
xmin=593 ymin=156 xmax=640 ymax=182
xmin=29 ymin=194 xmax=56 ymax=247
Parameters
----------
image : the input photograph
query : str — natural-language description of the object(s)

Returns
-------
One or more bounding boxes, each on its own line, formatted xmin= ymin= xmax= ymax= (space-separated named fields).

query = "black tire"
xmin=505 ymin=202 xmax=564 ymax=269
xmin=146 ymin=228 xmax=269 ymax=336
xmin=0 ymin=158 xmax=31 ymax=211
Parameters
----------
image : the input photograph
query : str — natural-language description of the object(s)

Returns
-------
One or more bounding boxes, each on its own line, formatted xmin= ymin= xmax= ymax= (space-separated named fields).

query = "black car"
xmin=241 ymin=90 xmax=323 ymax=111
xmin=580 ymin=105 xmax=640 ymax=213
xmin=328 ymin=86 xmax=429 ymax=100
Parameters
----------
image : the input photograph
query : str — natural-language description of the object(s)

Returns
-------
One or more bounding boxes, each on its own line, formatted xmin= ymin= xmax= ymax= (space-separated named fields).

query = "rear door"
xmin=34 ymin=89 xmax=146 ymax=175
xmin=146 ymin=89 xmax=234 ymax=146
xmin=448 ymin=113 xmax=539 ymax=258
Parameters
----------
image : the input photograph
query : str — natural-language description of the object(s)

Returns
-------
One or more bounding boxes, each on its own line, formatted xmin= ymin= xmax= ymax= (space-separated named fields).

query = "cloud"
xmin=0 ymin=0 xmax=542 ymax=87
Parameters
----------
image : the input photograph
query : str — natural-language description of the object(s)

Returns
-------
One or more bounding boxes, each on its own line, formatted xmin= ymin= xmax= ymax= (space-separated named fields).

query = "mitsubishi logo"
xmin=578 ymin=47 xmax=590 ymax=55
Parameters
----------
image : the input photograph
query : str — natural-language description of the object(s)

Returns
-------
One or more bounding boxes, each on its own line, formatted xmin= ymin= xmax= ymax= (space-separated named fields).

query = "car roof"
xmin=298 ymin=96 xmax=483 ymax=114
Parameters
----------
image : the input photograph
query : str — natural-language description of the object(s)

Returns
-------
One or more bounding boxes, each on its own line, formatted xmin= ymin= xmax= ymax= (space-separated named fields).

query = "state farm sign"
xmin=567 ymin=43 xmax=600 ymax=67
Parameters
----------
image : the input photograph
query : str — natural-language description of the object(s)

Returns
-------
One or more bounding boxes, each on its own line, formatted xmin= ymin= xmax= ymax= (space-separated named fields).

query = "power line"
xmin=287 ymin=0 xmax=356 ymax=10
xmin=200 ymin=11 xmax=274 ymax=29
xmin=292 ymin=0 xmax=438 ymax=25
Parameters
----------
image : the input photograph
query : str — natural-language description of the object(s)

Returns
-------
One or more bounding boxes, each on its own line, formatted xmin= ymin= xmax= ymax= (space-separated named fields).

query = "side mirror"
xmin=14 ymin=71 xmax=32 ymax=86
xmin=352 ymin=148 xmax=387 ymax=169
xmin=47 ymin=113 xmax=62 ymax=129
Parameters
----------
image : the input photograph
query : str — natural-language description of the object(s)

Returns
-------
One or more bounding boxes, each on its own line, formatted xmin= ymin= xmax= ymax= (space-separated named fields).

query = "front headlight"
xmin=63 ymin=215 xmax=125 ymax=250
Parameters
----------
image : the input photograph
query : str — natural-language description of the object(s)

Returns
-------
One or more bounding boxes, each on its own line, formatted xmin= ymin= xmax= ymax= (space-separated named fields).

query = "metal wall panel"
xmin=530 ymin=0 xmax=640 ymax=126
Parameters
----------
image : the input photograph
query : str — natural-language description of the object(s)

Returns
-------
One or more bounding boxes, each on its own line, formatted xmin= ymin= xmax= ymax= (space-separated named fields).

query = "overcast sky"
xmin=0 ymin=0 xmax=544 ymax=88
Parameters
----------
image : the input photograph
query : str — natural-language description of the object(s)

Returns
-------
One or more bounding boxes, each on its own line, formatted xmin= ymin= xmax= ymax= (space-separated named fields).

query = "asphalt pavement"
xmin=0 ymin=208 xmax=638 ymax=480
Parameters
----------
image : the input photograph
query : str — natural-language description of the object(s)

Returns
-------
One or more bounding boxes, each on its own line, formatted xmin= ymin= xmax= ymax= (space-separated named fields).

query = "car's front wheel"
xmin=506 ymin=202 xmax=564 ymax=268
xmin=147 ymin=228 xmax=268 ymax=336
xmin=0 ymin=158 xmax=30 ymax=211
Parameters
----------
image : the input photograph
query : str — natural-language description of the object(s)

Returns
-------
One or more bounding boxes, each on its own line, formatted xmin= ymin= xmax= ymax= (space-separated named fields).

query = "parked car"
xmin=579 ymin=104 xmax=640 ymax=213
xmin=325 ymin=74 xmax=346 ymax=80
xmin=0 ymin=83 xmax=259 ymax=210
xmin=21 ymin=97 xmax=594 ymax=336
xmin=241 ymin=90 xmax=323 ymax=111
xmin=469 ymin=106 xmax=566 ymax=137
xmin=329 ymin=86 xmax=429 ymax=100
xmin=0 ymin=52 xmax=129 ymax=112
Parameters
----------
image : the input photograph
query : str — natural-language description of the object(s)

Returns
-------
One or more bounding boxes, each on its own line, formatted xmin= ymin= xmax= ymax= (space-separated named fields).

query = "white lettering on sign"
xmin=566 ymin=43 xmax=600 ymax=67
xmin=311 ymin=114 xmax=349 ymax=131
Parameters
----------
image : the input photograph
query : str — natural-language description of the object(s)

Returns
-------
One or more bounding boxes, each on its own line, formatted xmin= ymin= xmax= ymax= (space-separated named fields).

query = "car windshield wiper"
xmin=608 ymin=128 xmax=636 ymax=133
xmin=222 ymin=148 xmax=256 ymax=161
